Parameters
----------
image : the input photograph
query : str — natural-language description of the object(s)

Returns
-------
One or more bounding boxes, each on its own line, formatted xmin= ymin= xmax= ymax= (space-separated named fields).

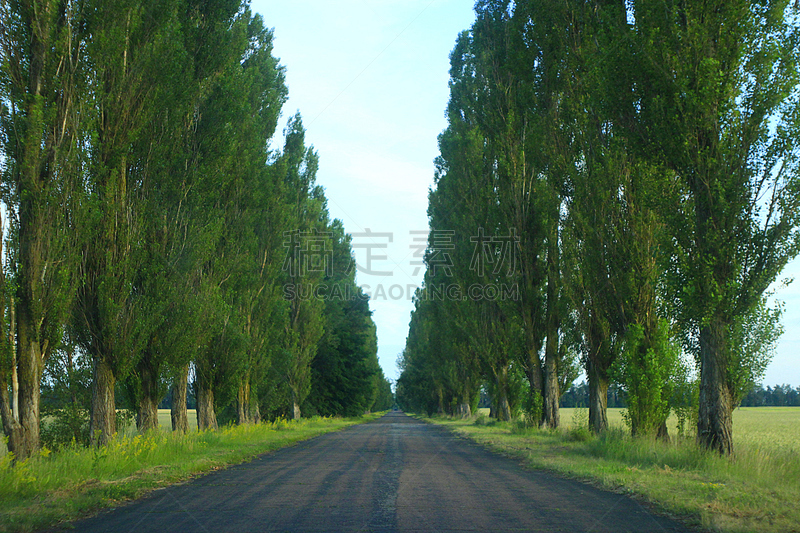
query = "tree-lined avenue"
xmin=63 ymin=412 xmax=690 ymax=533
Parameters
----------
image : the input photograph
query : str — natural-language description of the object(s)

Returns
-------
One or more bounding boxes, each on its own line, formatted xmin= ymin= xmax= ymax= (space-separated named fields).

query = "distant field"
xmin=117 ymin=409 xmax=199 ymax=436
xmin=476 ymin=407 xmax=649 ymax=429
xmin=156 ymin=408 xmax=198 ymax=432
xmin=116 ymin=409 xmax=200 ymax=437
xmin=477 ymin=406 xmax=800 ymax=449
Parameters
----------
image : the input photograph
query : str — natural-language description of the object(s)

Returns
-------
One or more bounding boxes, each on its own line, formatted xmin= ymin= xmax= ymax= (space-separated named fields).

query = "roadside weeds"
xmin=0 ymin=414 xmax=383 ymax=533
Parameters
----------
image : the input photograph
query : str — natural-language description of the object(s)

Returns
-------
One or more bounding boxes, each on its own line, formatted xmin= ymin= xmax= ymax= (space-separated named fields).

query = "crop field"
xmin=107 ymin=409 xmax=200 ymax=437
xmin=564 ymin=407 xmax=799 ymax=449
xmin=477 ymin=406 xmax=800 ymax=452
xmin=155 ymin=409 xmax=198 ymax=432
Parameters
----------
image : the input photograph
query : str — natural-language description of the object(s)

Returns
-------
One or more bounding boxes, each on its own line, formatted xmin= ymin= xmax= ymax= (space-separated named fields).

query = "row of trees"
xmin=397 ymin=0 xmax=799 ymax=454
xmin=0 ymin=0 xmax=392 ymax=461
xmin=560 ymin=382 xmax=800 ymax=408
xmin=740 ymin=384 xmax=800 ymax=407
xmin=559 ymin=382 xmax=628 ymax=409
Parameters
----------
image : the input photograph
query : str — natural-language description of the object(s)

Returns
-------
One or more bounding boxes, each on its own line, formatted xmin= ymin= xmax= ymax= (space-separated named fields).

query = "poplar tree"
xmin=305 ymin=221 xmax=381 ymax=417
xmin=277 ymin=114 xmax=326 ymax=420
xmin=0 ymin=0 xmax=86 ymax=459
xmin=173 ymin=0 xmax=250 ymax=432
xmin=633 ymin=0 xmax=800 ymax=453
xmin=73 ymin=0 xmax=186 ymax=446
xmin=191 ymin=9 xmax=286 ymax=430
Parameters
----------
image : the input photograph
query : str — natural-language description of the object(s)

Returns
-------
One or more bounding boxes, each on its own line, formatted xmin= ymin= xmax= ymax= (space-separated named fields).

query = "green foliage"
xmin=672 ymin=375 xmax=700 ymax=439
xmin=567 ymin=408 xmax=591 ymax=442
xmin=520 ymin=388 xmax=543 ymax=429
xmin=305 ymin=287 xmax=380 ymax=417
xmin=612 ymin=320 xmax=682 ymax=438
xmin=728 ymin=297 xmax=784 ymax=408
xmin=401 ymin=0 xmax=798 ymax=455
xmin=372 ymin=377 xmax=394 ymax=412
xmin=0 ymin=0 xmax=387 ymax=460
xmin=40 ymin=345 xmax=93 ymax=449
xmin=40 ymin=404 xmax=90 ymax=451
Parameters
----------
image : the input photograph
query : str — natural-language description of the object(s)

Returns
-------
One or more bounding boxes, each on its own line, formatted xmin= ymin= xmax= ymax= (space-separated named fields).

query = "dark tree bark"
xmin=494 ymin=366 xmax=512 ymax=422
xmin=90 ymin=356 xmax=117 ymax=446
xmin=697 ymin=317 xmax=734 ymax=454
xmin=237 ymin=379 xmax=252 ymax=425
xmin=170 ymin=365 xmax=189 ymax=433
xmin=196 ymin=375 xmax=218 ymax=431
xmin=542 ymin=236 xmax=561 ymax=429
xmin=587 ymin=358 xmax=610 ymax=435
xmin=136 ymin=354 xmax=160 ymax=432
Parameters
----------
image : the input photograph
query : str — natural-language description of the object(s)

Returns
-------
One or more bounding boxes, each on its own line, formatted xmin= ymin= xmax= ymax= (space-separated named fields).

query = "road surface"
xmin=59 ymin=412 xmax=691 ymax=532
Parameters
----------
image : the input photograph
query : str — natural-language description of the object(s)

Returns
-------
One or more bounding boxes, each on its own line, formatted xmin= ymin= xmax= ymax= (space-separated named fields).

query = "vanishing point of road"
xmin=62 ymin=412 xmax=691 ymax=532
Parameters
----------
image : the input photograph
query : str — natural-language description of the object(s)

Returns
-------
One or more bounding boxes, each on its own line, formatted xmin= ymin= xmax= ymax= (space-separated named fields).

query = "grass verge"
xmin=421 ymin=410 xmax=800 ymax=533
xmin=0 ymin=414 xmax=382 ymax=533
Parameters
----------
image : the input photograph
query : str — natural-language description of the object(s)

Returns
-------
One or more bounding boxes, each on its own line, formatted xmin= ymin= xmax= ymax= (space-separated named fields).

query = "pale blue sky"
xmin=251 ymin=0 xmax=799 ymax=388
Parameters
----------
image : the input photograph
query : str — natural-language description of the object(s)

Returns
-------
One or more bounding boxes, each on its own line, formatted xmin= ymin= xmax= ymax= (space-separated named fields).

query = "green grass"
xmin=0 ymin=409 xmax=198 ymax=457
xmin=0 ymin=413 xmax=382 ymax=533
xmin=425 ymin=407 xmax=800 ymax=533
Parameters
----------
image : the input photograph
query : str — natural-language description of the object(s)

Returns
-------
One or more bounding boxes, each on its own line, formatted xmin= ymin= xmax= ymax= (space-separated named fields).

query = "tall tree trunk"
xmin=543 ymin=340 xmax=560 ymax=429
xmin=136 ymin=394 xmax=159 ymax=433
xmin=459 ymin=380 xmax=472 ymax=418
xmin=171 ymin=364 xmax=189 ymax=433
xmin=495 ymin=366 xmax=512 ymax=422
xmin=0 ymin=243 xmax=24 ymax=458
xmin=136 ymin=356 xmax=160 ymax=432
xmin=250 ymin=400 xmax=261 ymax=424
xmin=290 ymin=387 xmax=302 ymax=420
xmin=697 ymin=316 xmax=733 ymax=454
xmin=1 ymin=0 xmax=82 ymax=462
xmin=15 ymin=318 xmax=45 ymax=457
xmin=524 ymin=338 xmax=544 ymax=425
xmin=90 ymin=356 xmax=117 ymax=446
xmin=9 ymin=299 xmax=18 ymax=422
xmin=237 ymin=379 xmax=251 ymax=424
xmin=6 ymin=0 xmax=51 ymax=463
xmin=542 ymin=237 xmax=561 ymax=429
xmin=196 ymin=377 xmax=218 ymax=431
xmin=587 ymin=358 xmax=609 ymax=435
xmin=0 ymin=375 xmax=24 ymax=459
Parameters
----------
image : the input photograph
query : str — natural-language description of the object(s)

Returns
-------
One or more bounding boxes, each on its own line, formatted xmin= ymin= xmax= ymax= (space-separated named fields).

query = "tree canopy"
xmin=0 ymin=0 xmax=391 ymax=460
xmin=398 ymin=0 xmax=800 ymax=455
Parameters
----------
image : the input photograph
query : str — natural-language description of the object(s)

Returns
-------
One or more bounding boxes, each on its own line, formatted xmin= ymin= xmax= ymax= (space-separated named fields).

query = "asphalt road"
xmin=59 ymin=412 xmax=692 ymax=532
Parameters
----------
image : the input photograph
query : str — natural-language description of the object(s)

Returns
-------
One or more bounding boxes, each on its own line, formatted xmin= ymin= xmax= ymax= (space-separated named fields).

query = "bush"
xmin=612 ymin=320 xmax=681 ymax=437
xmin=520 ymin=389 xmax=543 ymax=429
xmin=567 ymin=408 xmax=592 ymax=442
xmin=473 ymin=414 xmax=499 ymax=427
xmin=41 ymin=405 xmax=90 ymax=450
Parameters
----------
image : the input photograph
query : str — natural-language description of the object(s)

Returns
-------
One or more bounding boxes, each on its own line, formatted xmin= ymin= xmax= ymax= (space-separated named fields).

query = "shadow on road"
xmin=59 ymin=412 xmax=691 ymax=532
